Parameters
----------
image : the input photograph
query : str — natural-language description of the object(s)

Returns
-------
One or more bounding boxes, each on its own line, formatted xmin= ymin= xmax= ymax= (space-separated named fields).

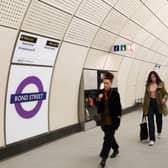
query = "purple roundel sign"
xmin=10 ymin=76 xmax=47 ymax=119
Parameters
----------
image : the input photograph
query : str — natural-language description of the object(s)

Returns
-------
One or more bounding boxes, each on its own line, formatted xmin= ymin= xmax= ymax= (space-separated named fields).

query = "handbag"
xmin=140 ymin=115 xmax=148 ymax=141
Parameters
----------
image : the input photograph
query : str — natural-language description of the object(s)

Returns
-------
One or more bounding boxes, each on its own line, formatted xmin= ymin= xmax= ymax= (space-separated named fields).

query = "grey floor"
xmin=1 ymin=110 xmax=168 ymax=168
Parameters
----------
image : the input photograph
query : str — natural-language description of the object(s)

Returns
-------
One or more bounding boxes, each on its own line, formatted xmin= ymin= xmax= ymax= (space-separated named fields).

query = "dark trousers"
xmin=100 ymin=125 xmax=119 ymax=159
xmin=148 ymin=99 xmax=163 ymax=141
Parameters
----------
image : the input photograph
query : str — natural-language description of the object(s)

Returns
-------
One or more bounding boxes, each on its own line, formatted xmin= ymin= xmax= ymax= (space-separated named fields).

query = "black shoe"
xmin=99 ymin=159 xmax=106 ymax=168
xmin=110 ymin=149 xmax=119 ymax=158
xmin=99 ymin=152 xmax=103 ymax=158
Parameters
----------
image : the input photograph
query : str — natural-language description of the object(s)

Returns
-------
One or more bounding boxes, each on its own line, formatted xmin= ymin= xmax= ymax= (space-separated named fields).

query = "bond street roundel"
xmin=10 ymin=76 xmax=47 ymax=119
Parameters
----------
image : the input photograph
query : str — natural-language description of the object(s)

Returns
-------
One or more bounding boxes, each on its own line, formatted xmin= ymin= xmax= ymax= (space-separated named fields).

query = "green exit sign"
xmin=121 ymin=44 xmax=126 ymax=51
xmin=113 ymin=44 xmax=135 ymax=52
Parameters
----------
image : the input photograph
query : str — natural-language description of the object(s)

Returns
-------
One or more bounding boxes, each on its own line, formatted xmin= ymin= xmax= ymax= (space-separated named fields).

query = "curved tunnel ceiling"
xmin=1 ymin=0 xmax=168 ymax=65
xmin=1 ymin=0 xmax=168 ymax=147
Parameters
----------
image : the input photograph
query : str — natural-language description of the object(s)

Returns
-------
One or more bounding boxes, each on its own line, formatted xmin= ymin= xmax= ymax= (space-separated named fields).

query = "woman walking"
xmin=143 ymin=71 xmax=168 ymax=146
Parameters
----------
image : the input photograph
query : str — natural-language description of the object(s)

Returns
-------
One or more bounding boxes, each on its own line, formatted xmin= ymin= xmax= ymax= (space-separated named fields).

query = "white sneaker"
xmin=158 ymin=133 xmax=161 ymax=139
xmin=149 ymin=141 xmax=155 ymax=146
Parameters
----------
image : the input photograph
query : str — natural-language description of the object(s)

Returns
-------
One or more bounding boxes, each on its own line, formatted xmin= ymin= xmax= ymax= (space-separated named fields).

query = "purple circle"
xmin=15 ymin=76 xmax=44 ymax=119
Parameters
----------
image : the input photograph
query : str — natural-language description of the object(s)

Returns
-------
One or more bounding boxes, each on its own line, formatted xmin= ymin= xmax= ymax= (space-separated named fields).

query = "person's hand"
xmin=161 ymin=98 xmax=167 ymax=105
xmin=98 ymin=94 xmax=103 ymax=101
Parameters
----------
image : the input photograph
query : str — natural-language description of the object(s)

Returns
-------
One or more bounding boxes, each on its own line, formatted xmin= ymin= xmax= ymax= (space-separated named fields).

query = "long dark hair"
xmin=146 ymin=71 xmax=162 ymax=85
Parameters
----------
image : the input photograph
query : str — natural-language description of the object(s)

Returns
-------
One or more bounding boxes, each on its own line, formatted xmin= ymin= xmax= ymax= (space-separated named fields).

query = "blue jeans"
xmin=148 ymin=98 xmax=163 ymax=141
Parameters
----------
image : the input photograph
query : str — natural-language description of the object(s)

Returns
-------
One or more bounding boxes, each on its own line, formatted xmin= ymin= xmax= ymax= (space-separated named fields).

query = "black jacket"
xmin=97 ymin=89 xmax=122 ymax=129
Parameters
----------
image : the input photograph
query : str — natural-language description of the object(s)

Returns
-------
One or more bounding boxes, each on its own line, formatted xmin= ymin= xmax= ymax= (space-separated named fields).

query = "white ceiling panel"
xmin=0 ymin=0 xmax=30 ymax=28
xmin=22 ymin=0 xmax=72 ymax=39
xmin=133 ymin=46 xmax=147 ymax=60
xmin=151 ymin=54 xmax=163 ymax=65
xmin=150 ymin=40 xmax=168 ymax=57
xmin=142 ymin=34 xmax=157 ymax=48
xmin=65 ymin=17 xmax=98 ymax=46
xmin=162 ymin=58 xmax=168 ymax=66
xmin=143 ymin=16 xmax=165 ymax=37
xmin=159 ymin=30 xmax=168 ymax=44
xmin=131 ymin=5 xmax=152 ymax=26
xmin=102 ymin=9 xmax=128 ymax=34
xmin=157 ymin=43 xmax=168 ymax=56
xmin=144 ymin=50 xmax=158 ymax=63
xmin=120 ymin=21 xmax=142 ymax=40
xmin=141 ymin=0 xmax=167 ymax=12
xmin=41 ymin=0 xmax=82 ymax=14
xmin=103 ymin=0 xmax=119 ymax=7
xmin=115 ymin=0 xmax=141 ymax=18
xmin=133 ymin=28 xmax=149 ymax=44
xmin=153 ymin=26 xmax=168 ymax=40
xmin=156 ymin=4 xmax=168 ymax=20
xmin=76 ymin=0 xmax=111 ymax=26
xmin=92 ymin=29 xmax=117 ymax=51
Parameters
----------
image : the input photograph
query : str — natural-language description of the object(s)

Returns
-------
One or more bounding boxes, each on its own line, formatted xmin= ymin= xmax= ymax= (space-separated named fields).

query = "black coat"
xmin=97 ymin=89 xmax=122 ymax=130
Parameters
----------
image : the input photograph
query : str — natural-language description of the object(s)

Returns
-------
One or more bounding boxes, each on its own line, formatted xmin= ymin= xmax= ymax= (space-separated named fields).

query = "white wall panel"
xmin=118 ymin=57 xmax=133 ymax=108
xmin=159 ymin=67 xmax=168 ymax=86
xmin=164 ymin=69 xmax=168 ymax=90
xmin=76 ymin=0 xmax=111 ymax=25
xmin=0 ymin=26 xmax=18 ymax=147
xmin=162 ymin=58 xmax=168 ymax=66
xmin=84 ymin=49 xmax=109 ymax=69
xmin=135 ymin=63 xmax=154 ymax=99
xmin=104 ymin=54 xmax=123 ymax=71
xmin=127 ymin=60 xmax=142 ymax=86
xmin=22 ymin=0 xmax=72 ymax=40
xmin=50 ymin=42 xmax=88 ymax=130
xmin=160 ymin=67 xmax=168 ymax=90
xmin=125 ymin=60 xmax=142 ymax=107
xmin=125 ymin=86 xmax=136 ymax=107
